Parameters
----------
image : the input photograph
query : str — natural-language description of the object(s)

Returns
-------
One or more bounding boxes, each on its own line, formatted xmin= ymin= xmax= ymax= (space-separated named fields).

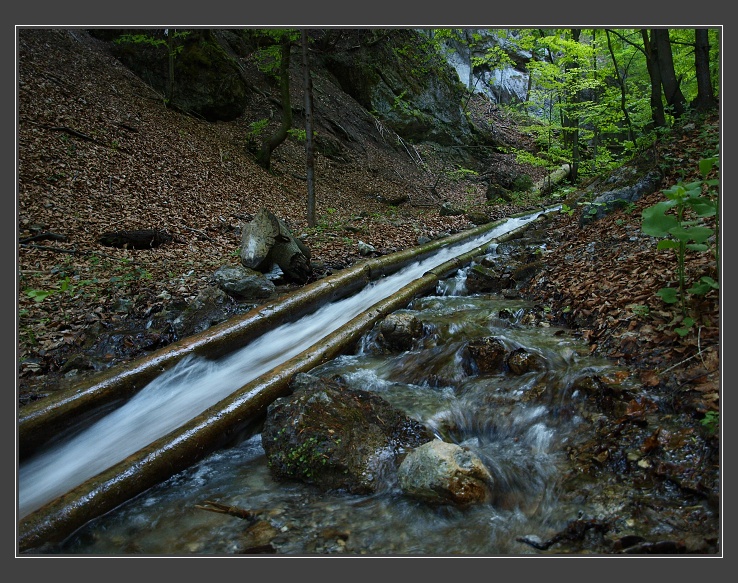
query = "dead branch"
xmin=18 ymin=232 xmax=69 ymax=244
xmin=18 ymin=243 xmax=122 ymax=260
xmin=195 ymin=500 xmax=257 ymax=521
xmin=181 ymin=225 xmax=212 ymax=241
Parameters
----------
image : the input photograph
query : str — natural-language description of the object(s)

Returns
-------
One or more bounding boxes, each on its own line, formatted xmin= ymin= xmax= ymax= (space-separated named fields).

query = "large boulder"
xmin=240 ymin=208 xmax=312 ymax=283
xmin=261 ymin=373 xmax=434 ymax=494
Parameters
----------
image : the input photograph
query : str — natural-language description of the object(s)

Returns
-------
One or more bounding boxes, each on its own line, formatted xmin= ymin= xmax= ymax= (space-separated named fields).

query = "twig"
xmin=194 ymin=500 xmax=256 ymax=521
xmin=181 ymin=225 xmax=212 ymax=241
xmin=659 ymin=342 xmax=718 ymax=375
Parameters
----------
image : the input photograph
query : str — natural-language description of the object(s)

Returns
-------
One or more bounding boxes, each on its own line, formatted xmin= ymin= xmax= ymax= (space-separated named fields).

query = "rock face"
xmin=320 ymin=29 xmax=473 ymax=146
xmin=240 ymin=208 xmax=312 ymax=283
xmin=397 ymin=439 xmax=495 ymax=507
xmin=261 ymin=373 xmax=434 ymax=494
xmin=579 ymin=167 xmax=663 ymax=225
xmin=90 ymin=29 xmax=251 ymax=122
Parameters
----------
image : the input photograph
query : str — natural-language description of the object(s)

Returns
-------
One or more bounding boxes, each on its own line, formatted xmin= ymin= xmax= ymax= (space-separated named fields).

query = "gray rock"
xmin=213 ymin=264 xmax=275 ymax=299
xmin=398 ymin=439 xmax=494 ymax=507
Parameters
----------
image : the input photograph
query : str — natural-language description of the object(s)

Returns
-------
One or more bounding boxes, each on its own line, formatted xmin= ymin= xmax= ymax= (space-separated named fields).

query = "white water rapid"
xmin=18 ymin=212 xmax=545 ymax=518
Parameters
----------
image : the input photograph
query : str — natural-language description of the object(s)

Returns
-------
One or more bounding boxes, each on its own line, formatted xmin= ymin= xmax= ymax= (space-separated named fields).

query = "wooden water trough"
xmin=17 ymin=209 xmax=553 ymax=553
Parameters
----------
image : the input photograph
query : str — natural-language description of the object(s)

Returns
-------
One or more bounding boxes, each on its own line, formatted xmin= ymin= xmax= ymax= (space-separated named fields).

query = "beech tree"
xmin=302 ymin=30 xmax=316 ymax=227
xmin=255 ymin=32 xmax=295 ymax=171
xmin=691 ymin=28 xmax=718 ymax=111
xmin=652 ymin=28 xmax=687 ymax=119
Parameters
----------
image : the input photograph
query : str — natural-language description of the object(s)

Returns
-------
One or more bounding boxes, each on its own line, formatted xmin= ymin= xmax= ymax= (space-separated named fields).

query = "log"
xmin=17 ymin=212 xmax=552 ymax=553
xmin=531 ymin=163 xmax=571 ymax=196
xmin=19 ymin=209 xmax=556 ymax=461
xmin=98 ymin=229 xmax=173 ymax=249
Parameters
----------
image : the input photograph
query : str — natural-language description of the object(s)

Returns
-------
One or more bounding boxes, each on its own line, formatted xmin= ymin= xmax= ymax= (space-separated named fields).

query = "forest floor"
xmin=17 ymin=29 xmax=720 ymax=437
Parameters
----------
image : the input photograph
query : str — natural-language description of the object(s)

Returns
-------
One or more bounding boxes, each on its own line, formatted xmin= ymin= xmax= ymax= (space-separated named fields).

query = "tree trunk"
xmin=652 ymin=28 xmax=687 ymax=119
xmin=605 ymin=29 xmax=635 ymax=143
xmin=641 ymin=29 xmax=666 ymax=128
xmin=257 ymin=39 xmax=293 ymax=171
xmin=302 ymin=30 xmax=316 ymax=227
xmin=562 ymin=29 xmax=581 ymax=182
xmin=691 ymin=28 xmax=718 ymax=111
xmin=166 ymin=29 xmax=175 ymax=106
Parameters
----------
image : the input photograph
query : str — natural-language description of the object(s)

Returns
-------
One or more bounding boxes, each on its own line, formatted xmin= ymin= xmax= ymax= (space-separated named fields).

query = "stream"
xmin=19 ymin=209 xmax=720 ymax=555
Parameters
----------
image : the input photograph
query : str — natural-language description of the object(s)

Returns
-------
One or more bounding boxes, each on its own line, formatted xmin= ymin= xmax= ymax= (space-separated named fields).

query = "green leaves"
xmin=641 ymin=201 xmax=678 ymax=236
xmin=641 ymin=158 xmax=719 ymax=330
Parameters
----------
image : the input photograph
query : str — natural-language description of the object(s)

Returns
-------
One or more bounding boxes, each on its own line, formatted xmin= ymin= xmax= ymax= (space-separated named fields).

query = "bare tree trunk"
xmin=257 ymin=39 xmax=293 ymax=171
xmin=302 ymin=30 xmax=316 ymax=227
xmin=166 ymin=29 xmax=175 ymax=106
xmin=641 ymin=29 xmax=666 ymax=128
xmin=605 ymin=29 xmax=635 ymax=143
xmin=562 ymin=28 xmax=581 ymax=182
xmin=691 ymin=28 xmax=718 ymax=111
xmin=652 ymin=28 xmax=687 ymax=119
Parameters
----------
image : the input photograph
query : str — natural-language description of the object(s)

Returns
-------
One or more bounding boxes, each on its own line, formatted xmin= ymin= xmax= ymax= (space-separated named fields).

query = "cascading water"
xmin=18 ymin=212 xmax=548 ymax=520
xmin=50 ymin=278 xmax=634 ymax=555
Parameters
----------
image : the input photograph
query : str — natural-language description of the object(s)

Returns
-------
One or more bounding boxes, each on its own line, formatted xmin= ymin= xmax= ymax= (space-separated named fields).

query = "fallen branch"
xmin=181 ymin=225 xmax=212 ymax=241
xmin=194 ymin=500 xmax=257 ymax=521
xmin=18 ymin=232 xmax=68 ymax=244
xmin=18 ymin=243 xmax=127 ymax=261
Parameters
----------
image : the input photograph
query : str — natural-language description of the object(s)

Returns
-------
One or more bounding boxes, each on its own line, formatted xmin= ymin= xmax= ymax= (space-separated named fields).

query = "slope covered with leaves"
xmin=17 ymin=28 xmax=719 ymax=431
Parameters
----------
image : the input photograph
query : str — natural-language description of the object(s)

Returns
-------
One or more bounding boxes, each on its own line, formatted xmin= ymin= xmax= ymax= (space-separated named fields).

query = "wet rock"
xmin=213 ymin=264 xmax=275 ymax=299
xmin=377 ymin=312 xmax=424 ymax=352
xmin=465 ymin=264 xmax=511 ymax=294
xmin=467 ymin=336 xmax=507 ymax=373
xmin=397 ymin=439 xmax=494 ymax=507
xmin=171 ymin=286 xmax=234 ymax=337
xmin=507 ymin=347 xmax=546 ymax=375
xmin=261 ymin=373 xmax=434 ymax=494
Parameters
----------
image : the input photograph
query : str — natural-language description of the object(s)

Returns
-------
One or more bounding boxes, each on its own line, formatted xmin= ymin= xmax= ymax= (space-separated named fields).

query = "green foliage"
xmin=24 ymin=275 xmax=96 ymax=303
xmin=287 ymin=128 xmax=307 ymax=141
xmin=641 ymin=157 xmax=719 ymax=319
xmin=250 ymin=29 xmax=300 ymax=77
xmin=559 ymin=204 xmax=575 ymax=216
xmin=114 ymin=30 xmax=191 ymax=57
xmin=512 ymin=174 xmax=533 ymax=192
xmin=247 ymin=118 xmax=269 ymax=140
xmin=446 ymin=166 xmax=478 ymax=181
xmin=700 ymin=411 xmax=719 ymax=435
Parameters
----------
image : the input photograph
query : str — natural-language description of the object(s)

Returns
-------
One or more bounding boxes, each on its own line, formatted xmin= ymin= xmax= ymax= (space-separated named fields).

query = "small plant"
xmin=700 ymin=411 xmax=719 ymax=435
xmin=287 ymin=128 xmax=306 ymax=141
xmin=247 ymin=118 xmax=270 ymax=143
xmin=446 ymin=167 xmax=478 ymax=181
xmin=641 ymin=157 xmax=719 ymax=314
xmin=628 ymin=304 xmax=651 ymax=318
xmin=560 ymin=204 xmax=575 ymax=216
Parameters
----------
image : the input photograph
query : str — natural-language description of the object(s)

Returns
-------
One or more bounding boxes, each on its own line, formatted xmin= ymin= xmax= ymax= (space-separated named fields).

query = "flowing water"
xmin=33 ymin=240 xmax=654 ymax=555
xmin=18 ymin=212 xmax=549 ymax=520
